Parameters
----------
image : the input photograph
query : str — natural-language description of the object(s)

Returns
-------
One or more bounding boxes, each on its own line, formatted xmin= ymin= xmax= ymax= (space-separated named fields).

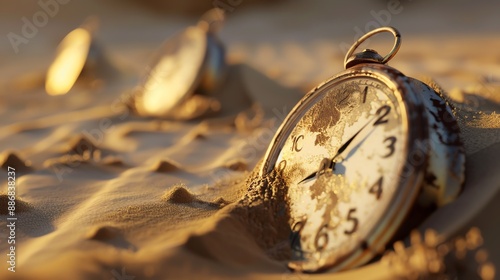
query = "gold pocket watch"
xmin=45 ymin=18 xmax=118 ymax=96
xmin=133 ymin=8 xmax=227 ymax=118
xmin=259 ymin=27 xmax=465 ymax=272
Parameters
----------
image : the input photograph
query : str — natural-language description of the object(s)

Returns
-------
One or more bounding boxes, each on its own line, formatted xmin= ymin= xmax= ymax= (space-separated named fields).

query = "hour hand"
xmin=298 ymin=157 xmax=333 ymax=184
xmin=297 ymin=127 xmax=368 ymax=185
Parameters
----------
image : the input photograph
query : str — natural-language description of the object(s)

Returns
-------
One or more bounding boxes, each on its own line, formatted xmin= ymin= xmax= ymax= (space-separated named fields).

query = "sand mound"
xmin=0 ymin=195 xmax=32 ymax=215
xmin=152 ymin=159 xmax=181 ymax=173
xmin=182 ymin=212 xmax=276 ymax=267
xmin=213 ymin=197 xmax=230 ymax=206
xmin=160 ymin=185 xmax=228 ymax=209
xmin=193 ymin=132 xmax=208 ymax=140
xmin=68 ymin=135 xmax=99 ymax=156
xmin=86 ymin=225 xmax=136 ymax=250
xmin=234 ymin=104 xmax=266 ymax=132
xmin=0 ymin=151 xmax=33 ymax=173
xmin=43 ymin=154 xmax=90 ymax=168
xmin=162 ymin=185 xmax=196 ymax=204
xmin=44 ymin=135 xmax=123 ymax=167
xmin=197 ymin=171 xmax=293 ymax=260
xmin=177 ymin=170 xmax=292 ymax=273
xmin=100 ymin=155 xmax=126 ymax=166
xmin=224 ymin=159 xmax=248 ymax=171
xmin=87 ymin=225 xmax=120 ymax=241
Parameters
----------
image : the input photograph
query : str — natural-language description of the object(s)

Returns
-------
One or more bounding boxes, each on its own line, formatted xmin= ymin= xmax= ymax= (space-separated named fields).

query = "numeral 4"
xmin=369 ymin=176 xmax=383 ymax=200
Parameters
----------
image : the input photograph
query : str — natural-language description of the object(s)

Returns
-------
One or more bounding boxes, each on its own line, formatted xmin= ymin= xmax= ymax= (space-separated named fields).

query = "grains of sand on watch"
xmin=228 ymin=170 xmax=292 ymax=260
xmin=382 ymin=227 xmax=495 ymax=280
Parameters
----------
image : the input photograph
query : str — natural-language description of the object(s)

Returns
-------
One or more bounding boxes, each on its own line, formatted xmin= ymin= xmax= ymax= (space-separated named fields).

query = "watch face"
xmin=261 ymin=73 xmax=420 ymax=272
xmin=135 ymin=26 xmax=207 ymax=117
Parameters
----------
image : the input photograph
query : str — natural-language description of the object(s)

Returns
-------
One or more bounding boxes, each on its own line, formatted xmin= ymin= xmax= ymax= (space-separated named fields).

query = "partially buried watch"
xmin=133 ymin=8 xmax=227 ymax=118
xmin=260 ymin=26 xmax=465 ymax=272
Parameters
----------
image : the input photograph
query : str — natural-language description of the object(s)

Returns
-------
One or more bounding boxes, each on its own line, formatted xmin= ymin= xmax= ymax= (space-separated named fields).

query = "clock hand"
xmin=338 ymin=128 xmax=376 ymax=162
xmin=298 ymin=157 xmax=332 ymax=184
xmin=331 ymin=118 xmax=373 ymax=161
xmin=298 ymin=111 xmax=380 ymax=184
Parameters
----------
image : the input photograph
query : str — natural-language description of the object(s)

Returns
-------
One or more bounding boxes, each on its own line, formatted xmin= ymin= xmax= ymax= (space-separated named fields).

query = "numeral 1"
xmin=362 ymin=86 xmax=368 ymax=103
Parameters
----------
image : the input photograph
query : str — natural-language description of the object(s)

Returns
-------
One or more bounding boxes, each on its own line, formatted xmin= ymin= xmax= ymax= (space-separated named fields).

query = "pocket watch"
xmin=259 ymin=27 xmax=465 ymax=272
xmin=133 ymin=8 xmax=227 ymax=118
xmin=45 ymin=18 xmax=117 ymax=96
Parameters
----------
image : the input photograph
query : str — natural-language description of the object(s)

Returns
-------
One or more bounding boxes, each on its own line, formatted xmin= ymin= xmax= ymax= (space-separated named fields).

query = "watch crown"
xmin=345 ymin=49 xmax=385 ymax=68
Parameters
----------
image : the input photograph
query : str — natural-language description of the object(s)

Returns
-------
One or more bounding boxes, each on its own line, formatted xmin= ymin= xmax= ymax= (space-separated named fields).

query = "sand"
xmin=1 ymin=1 xmax=500 ymax=279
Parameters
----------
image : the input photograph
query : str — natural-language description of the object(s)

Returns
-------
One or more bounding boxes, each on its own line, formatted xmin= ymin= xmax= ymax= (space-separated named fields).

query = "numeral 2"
xmin=374 ymin=105 xmax=391 ymax=125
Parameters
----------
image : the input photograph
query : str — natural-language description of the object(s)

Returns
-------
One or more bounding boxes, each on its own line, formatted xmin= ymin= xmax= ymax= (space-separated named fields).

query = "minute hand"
xmin=298 ymin=111 xmax=381 ymax=184
xmin=331 ymin=113 xmax=380 ymax=162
